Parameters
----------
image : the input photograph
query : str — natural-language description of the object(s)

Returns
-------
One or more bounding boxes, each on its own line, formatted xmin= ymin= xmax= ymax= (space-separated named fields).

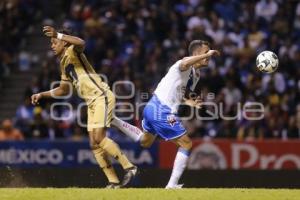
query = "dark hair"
xmin=188 ymin=40 xmax=210 ymax=55
xmin=57 ymin=27 xmax=72 ymax=35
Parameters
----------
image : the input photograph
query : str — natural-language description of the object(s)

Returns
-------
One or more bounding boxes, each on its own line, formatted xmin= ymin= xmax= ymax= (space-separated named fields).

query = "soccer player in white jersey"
xmin=112 ymin=40 xmax=220 ymax=188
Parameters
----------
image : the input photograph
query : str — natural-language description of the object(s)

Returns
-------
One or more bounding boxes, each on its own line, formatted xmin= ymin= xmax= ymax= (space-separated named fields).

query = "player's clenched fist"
xmin=31 ymin=93 xmax=42 ymax=105
xmin=43 ymin=26 xmax=57 ymax=38
xmin=207 ymin=50 xmax=220 ymax=57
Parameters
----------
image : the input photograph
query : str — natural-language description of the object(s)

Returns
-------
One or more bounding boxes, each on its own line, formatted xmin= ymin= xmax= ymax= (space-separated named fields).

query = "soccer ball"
xmin=256 ymin=51 xmax=279 ymax=73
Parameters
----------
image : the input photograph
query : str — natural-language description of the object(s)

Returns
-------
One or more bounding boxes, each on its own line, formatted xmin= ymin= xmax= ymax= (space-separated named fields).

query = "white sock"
xmin=111 ymin=116 xmax=144 ymax=142
xmin=166 ymin=148 xmax=190 ymax=188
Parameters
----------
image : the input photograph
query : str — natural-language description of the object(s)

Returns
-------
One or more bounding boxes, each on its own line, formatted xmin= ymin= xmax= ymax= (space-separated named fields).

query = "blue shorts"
xmin=142 ymin=95 xmax=186 ymax=140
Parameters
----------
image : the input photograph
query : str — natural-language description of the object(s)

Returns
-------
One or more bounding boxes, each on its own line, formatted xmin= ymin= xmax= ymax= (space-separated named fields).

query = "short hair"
xmin=188 ymin=40 xmax=210 ymax=55
xmin=57 ymin=27 xmax=72 ymax=35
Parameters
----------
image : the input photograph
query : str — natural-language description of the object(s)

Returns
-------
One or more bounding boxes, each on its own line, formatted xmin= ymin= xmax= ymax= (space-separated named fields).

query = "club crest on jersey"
xmin=167 ymin=114 xmax=177 ymax=127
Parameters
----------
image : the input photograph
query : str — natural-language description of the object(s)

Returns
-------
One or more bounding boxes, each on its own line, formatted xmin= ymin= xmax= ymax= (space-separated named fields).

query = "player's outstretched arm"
xmin=43 ymin=26 xmax=85 ymax=52
xmin=179 ymin=50 xmax=220 ymax=71
xmin=31 ymin=81 xmax=70 ymax=105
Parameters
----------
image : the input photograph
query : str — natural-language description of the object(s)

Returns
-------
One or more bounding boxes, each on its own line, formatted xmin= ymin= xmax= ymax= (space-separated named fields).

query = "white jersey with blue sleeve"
xmin=142 ymin=59 xmax=201 ymax=140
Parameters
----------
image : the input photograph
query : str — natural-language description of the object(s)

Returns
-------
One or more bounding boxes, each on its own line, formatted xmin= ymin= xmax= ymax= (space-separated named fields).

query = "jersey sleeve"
xmin=174 ymin=60 xmax=182 ymax=70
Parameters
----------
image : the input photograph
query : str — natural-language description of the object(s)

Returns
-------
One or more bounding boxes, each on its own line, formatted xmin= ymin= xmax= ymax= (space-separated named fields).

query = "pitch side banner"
xmin=159 ymin=140 xmax=300 ymax=170
xmin=0 ymin=141 xmax=158 ymax=168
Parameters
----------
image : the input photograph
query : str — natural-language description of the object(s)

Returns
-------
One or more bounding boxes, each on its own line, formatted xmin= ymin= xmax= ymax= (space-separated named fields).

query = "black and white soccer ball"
xmin=256 ymin=51 xmax=279 ymax=73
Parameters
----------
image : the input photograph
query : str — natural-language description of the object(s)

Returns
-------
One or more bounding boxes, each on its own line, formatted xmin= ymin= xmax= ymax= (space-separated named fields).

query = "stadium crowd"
xmin=0 ymin=0 xmax=37 ymax=88
xmin=2 ymin=0 xmax=300 ymax=141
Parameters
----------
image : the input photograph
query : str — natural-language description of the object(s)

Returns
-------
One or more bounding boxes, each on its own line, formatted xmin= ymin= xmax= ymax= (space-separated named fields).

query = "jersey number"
xmin=65 ymin=64 xmax=78 ymax=82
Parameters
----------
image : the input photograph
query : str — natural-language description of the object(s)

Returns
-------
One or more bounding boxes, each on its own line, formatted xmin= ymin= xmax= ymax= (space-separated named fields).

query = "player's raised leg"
xmin=166 ymin=134 xmax=192 ymax=189
xmin=111 ymin=116 xmax=144 ymax=142
xmin=111 ymin=117 xmax=158 ymax=149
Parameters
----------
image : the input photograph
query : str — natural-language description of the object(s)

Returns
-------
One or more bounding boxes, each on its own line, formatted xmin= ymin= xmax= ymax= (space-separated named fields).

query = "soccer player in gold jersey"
xmin=31 ymin=26 xmax=137 ymax=188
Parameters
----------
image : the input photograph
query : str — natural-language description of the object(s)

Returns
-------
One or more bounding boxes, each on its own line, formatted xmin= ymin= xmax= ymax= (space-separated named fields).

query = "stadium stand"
xmin=0 ymin=0 xmax=299 ymax=140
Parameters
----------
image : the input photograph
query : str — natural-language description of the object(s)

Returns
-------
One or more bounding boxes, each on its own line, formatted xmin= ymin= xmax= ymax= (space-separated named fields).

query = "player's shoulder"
xmin=60 ymin=45 xmax=76 ymax=66
xmin=61 ymin=45 xmax=76 ymax=59
xmin=66 ymin=45 xmax=85 ymax=58
xmin=65 ymin=45 xmax=76 ymax=55
xmin=170 ymin=59 xmax=182 ymax=68
xmin=168 ymin=59 xmax=183 ymax=72
xmin=174 ymin=59 xmax=182 ymax=65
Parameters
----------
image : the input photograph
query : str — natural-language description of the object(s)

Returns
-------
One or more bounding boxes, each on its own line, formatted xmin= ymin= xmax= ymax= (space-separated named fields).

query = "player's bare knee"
xmin=184 ymin=139 xmax=193 ymax=150
xmin=178 ymin=136 xmax=192 ymax=151
xmin=140 ymin=140 xmax=152 ymax=148
xmin=140 ymin=135 xmax=154 ymax=148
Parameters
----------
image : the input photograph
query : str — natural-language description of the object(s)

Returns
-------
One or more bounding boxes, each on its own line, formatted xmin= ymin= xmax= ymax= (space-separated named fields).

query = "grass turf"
xmin=0 ymin=188 xmax=299 ymax=200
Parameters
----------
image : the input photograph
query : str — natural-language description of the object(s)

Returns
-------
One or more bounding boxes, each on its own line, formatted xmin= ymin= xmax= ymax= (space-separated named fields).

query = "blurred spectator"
xmin=255 ymin=0 xmax=278 ymax=22
xmin=219 ymin=80 xmax=242 ymax=113
xmin=0 ymin=119 xmax=24 ymax=141
xmin=71 ymin=125 xmax=87 ymax=141
xmin=18 ymin=50 xmax=31 ymax=71
xmin=237 ymin=121 xmax=264 ymax=141
xmin=0 ymin=0 xmax=40 ymax=88
xmin=29 ymin=107 xmax=50 ymax=139
xmin=213 ymin=0 xmax=238 ymax=25
xmin=248 ymin=23 xmax=266 ymax=50
xmin=15 ymin=97 xmax=35 ymax=136
xmin=25 ymin=77 xmax=41 ymax=97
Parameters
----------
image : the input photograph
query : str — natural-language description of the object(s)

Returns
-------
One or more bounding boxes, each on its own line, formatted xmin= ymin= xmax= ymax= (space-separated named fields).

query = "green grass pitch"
xmin=0 ymin=188 xmax=299 ymax=200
